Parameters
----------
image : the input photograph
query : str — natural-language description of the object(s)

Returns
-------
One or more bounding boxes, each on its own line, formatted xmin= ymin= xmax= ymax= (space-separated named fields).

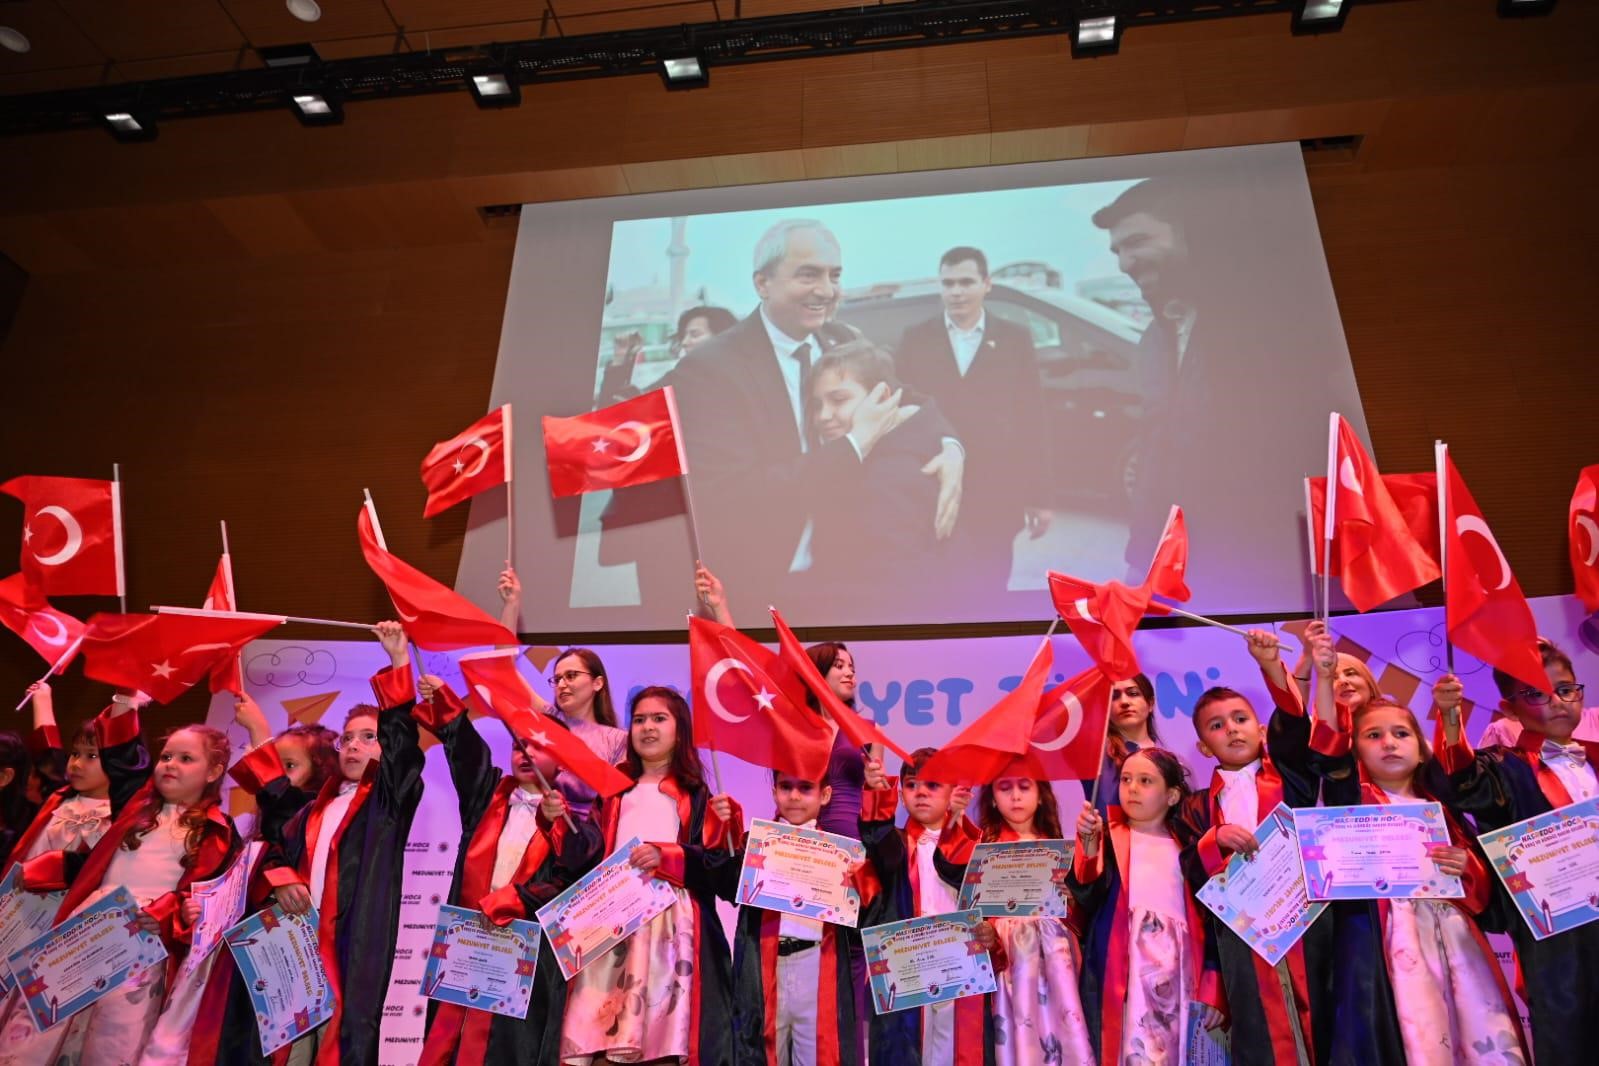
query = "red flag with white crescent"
xmin=81 ymin=611 xmax=282 ymax=704
xmin=457 ymin=649 xmax=632 ymax=798
xmin=1047 ymin=572 xmax=1164 ymax=682
xmin=1030 ymin=666 xmax=1113 ymax=781
xmin=541 ymin=387 xmax=686 ymax=498
xmin=1140 ymin=506 xmax=1191 ymax=603
xmin=200 ymin=554 xmax=244 ymax=695
xmin=915 ymin=640 xmax=1053 ymax=787
xmin=768 ymin=606 xmax=912 ymax=763
xmin=1571 ymin=464 xmax=1599 ymax=614
xmin=1440 ymin=446 xmax=1546 ymax=694
xmin=0 ymin=573 xmax=85 ymax=667
xmin=357 ymin=505 xmax=516 ymax=650
xmin=688 ymin=616 xmax=832 ymax=782
xmin=1308 ymin=472 xmax=1440 ymax=576
xmin=1320 ymin=416 xmax=1440 ymax=611
xmin=1 ymin=476 xmax=124 ymax=599
xmin=420 ymin=405 xmax=512 ymax=518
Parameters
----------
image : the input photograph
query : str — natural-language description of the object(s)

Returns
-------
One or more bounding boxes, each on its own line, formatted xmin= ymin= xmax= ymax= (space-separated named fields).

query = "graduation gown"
xmin=185 ymin=741 xmax=324 ymax=1066
xmin=264 ymin=665 xmax=425 ymax=1066
xmin=412 ymin=689 xmax=602 ymax=1066
xmin=1437 ymin=729 xmax=1599 ymax=1066
xmin=1068 ymin=807 xmax=1223 ymax=1066
xmin=1305 ymin=718 xmax=1523 ymax=1066
xmin=1174 ymin=704 xmax=1332 ymax=1066
xmin=857 ymin=783 xmax=1000 ymax=1066
xmin=3 ymin=716 xmax=121 ymax=879
xmin=731 ymin=821 xmax=878 ymax=1066
xmin=0 ymin=721 xmax=65 ymax=867
xmin=588 ymin=770 xmax=745 ymax=1066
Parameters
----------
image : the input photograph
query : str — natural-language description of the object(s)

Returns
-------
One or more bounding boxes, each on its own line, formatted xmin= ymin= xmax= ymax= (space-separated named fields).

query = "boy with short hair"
xmin=1175 ymin=663 xmax=1330 ymax=1066
xmin=1436 ymin=638 xmax=1598 ymax=1065
xmin=733 ymin=770 xmax=874 ymax=1066
xmin=860 ymin=748 xmax=1000 ymax=1066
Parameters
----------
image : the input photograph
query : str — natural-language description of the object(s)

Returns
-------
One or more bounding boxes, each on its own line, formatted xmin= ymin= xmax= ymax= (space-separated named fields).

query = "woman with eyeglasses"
xmin=1436 ymin=637 xmax=1598 ymax=1065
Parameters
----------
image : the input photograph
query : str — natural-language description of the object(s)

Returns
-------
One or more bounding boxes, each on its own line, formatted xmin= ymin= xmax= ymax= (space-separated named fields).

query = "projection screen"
xmin=461 ymin=142 xmax=1368 ymax=630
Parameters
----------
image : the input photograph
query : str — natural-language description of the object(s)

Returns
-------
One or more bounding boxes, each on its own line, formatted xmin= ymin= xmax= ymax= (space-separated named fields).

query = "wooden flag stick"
xmin=1087 ymin=687 xmax=1116 ymax=809
xmin=706 ymin=747 xmax=736 ymax=854
xmin=1275 ymin=960 xmax=1312 ymax=1066
xmin=503 ymin=404 xmax=517 ymax=577
xmin=14 ymin=636 xmax=84 ymax=712
xmin=1321 ymin=414 xmax=1338 ymax=626
xmin=1435 ymin=440 xmax=1456 ymax=673
xmin=151 ymin=605 xmax=372 ymax=631
xmin=529 ymin=763 xmax=578 ymax=832
xmin=112 ymin=462 xmax=127 ymax=614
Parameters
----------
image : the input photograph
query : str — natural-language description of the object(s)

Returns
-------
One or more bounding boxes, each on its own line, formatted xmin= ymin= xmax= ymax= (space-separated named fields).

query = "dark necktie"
xmin=791 ymin=340 xmax=812 ymax=382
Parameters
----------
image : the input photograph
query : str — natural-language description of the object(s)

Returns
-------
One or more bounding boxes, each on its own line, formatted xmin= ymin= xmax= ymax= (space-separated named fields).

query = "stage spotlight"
xmin=658 ymin=53 xmax=709 ymax=90
xmin=103 ymin=110 xmax=157 ymax=143
xmin=290 ymin=89 xmax=343 ymax=126
xmin=1069 ymin=15 xmax=1121 ymax=58
xmin=1498 ymin=0 xmax=1555 ymax=15
xmin=469 ymin=70 xmax=521 ymax=109
xmin=286 ymin=0 xmax=323 ymax=22
xmin=0 ymin=27 xmax=31 ymax=54
xmin=1292 ymin=0 xmax=1349 ymax=33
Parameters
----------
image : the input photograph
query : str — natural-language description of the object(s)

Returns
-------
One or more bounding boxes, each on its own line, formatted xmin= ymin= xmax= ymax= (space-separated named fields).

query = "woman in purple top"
xmin=804 ymin=641 xmax=873 ymax=839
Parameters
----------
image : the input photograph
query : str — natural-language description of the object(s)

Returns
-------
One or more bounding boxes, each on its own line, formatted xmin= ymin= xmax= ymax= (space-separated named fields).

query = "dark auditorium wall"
xmin=1 ymin=0 xmax=1596 ymax=735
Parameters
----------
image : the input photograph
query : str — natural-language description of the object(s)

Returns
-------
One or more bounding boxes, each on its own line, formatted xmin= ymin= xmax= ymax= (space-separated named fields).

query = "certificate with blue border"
xmin=1294 ymin=801 xmax=1464 ymax=900
xmin=6 ymin=886 xmax=167 ymax=1032
xmin=422 ymin=904 xmax=540 ymax=1018
xmin=536 ymin=836 xmax=678 ymax=979
xmin=737 ymin=819 xmax=865 ymax=927
xmin=0 ymin=865 xmax=63 ymax=995
xmin=1197 ymin=803 xmax=1328 ymax=962
xmin=224 ymin=903 xmax=334 ymax=1055
xmin=860 ymin=909 xmax=996 ymax=1015
xmin=1478 ymin=796 xmax=1599 ymax=941
xmin=956 ymin=839 xmax=1073 ymax=918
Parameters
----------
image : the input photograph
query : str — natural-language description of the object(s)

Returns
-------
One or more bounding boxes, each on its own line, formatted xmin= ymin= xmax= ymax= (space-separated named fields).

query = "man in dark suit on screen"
xmin=894 ymin=246 xmax=1054 ymax=596
xmin=643 ymin=219 xmax=966 ymax=617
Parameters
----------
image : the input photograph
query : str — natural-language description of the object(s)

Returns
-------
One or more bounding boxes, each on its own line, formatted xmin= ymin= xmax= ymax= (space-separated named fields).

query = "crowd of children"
xmin=0 ymin=565 xmax=1593 ymax=1066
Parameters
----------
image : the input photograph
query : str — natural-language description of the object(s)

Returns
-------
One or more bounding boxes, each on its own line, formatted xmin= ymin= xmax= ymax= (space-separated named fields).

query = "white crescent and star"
xmin=1072 ymin=597 xmax=1097 ymax=623
xmin=473 ymin=684 xmax=498 ymax=712
xmin=455 ymin=438 xmax=491 ymax=479
xmin=613 ymin=422 xmax=651 ymax=463
xmin=1338 ymin=456 xmax=1364 ymax=497
xmin=1032 ymin=690 xmax=1085 ymax=752
xmin=28 ymin=613 xmax=69 ymax=648
xmin=1576 ymin=514 xmax=1599 ymax=568
xmin=1456 ymin=515 xmax=1512 ymax=591
xmin=703 ymin=657 xmax=754 ymax=723
xmin=151 ymin=660 xmax=176 ymax=679
xmin=30 ymin=506 xmax=83 ymax=567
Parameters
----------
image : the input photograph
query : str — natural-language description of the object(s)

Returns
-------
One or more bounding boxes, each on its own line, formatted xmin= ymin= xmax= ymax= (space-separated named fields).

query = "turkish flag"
xmin=1030 ymin=666 xmax=1114 ymax=781
xmin=1308 ymin=472 xmax=1440 ymax=575
xmin=542 ymin=387 xmax=686 ymax=498
xmin=200 ymin=553 xmax=244 ymax=695
xmin=457 ymin=649 xmax=632 ymax=799
xmin=916 ymin=641 xmax=1053 ymax=787
xmin=0 ymin=573 xmax=85 ymax=667
xmin=421 ymin=405 xmax=512 ymax=518
xmin=1440 ymin=447 xmax=1546 ymax=694
xmin=81 ymin=611 xmax=282 ymax=704
xmin=769 ymin=606 xmax=913 ymax=764
xmin=357 ymin=506 xmax=516 ymax=650
xmin=1140 ymin=506 xmax=1191 ymax=603
xmin=1571 ymin=464 xmax=1599 ymax=613
xmin=1 ymin=476 xmax=123 ymax=599
xmin=688 ymin=616 xmax=833 ymax=782
xmin=1317 ymin=417 xmax=1440 ymax=611
xmin=1047 ymin=572 xmax=1162 ymax=682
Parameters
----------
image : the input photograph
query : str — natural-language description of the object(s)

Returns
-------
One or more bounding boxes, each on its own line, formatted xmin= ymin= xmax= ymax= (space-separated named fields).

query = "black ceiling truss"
xmin=1 ymin=0 xmax=1366 ymax=138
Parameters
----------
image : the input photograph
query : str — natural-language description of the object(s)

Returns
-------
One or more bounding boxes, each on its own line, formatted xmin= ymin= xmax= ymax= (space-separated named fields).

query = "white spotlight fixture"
xmin=291 ymin=89 xmax=342 ymax=126
xmin=286 ymin=0 xmax=323 ymax=22
xmin=1291 ymin=0 xmax=1350 ymax=34
xmin=1069 ymin=15 xmax=1121 ymax=58
xmin=0 ymin=27 xmax=31 ymax=54
xmin=658 ymin=53 xmax=708 ymax=90
xmin=469 ymin=70 xmax=521 ymax=109
xmin=103 ymin=110 xmax=157 ymax=143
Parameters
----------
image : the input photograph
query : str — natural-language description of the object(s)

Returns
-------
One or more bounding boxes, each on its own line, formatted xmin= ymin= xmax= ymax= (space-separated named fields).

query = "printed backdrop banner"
xmin=207 ymin=594 xmax=1598 ymax=1066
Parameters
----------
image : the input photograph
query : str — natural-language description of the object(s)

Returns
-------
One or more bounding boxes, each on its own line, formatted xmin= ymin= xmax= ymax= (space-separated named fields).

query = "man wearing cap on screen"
xmin=652 ymin=218 xmax=966 ymax=615
xmin=895 ymin=245 xmax=1054 ymax=596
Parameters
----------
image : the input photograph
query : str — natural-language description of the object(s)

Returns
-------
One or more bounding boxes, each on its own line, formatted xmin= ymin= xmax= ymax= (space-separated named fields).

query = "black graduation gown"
xmin=266 ymin=665 xmax=425 ymax=1066
xmin=1436 ymin=731 xmax=1599 ymax=1066
xmin=415 ymin=691 xmax=601 ymax=1066
xmin=1173 ymin=703 xmax=1334 ymax=1066
xmin=857 ymin=784 xmax=997 ymax=1066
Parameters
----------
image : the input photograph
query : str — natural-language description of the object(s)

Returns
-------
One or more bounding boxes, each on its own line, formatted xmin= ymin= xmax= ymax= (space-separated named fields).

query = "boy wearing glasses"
xmin=260 ymin=621 xmax=426 ymax=1066
xmin=1434 ymin=637 xmax=1596 ymax=1065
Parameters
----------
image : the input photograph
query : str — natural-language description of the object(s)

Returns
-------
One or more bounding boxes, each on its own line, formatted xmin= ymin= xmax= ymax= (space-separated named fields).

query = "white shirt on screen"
xmin=492 ymin=787 xmax=542 ymax=892
xmin=945 ymin=311 xmax=986 ymax=377
xmin=310 ymin=781 xmax=359 ymax=910
xmin=1217 ymin=761 xmax=1262 ymax=833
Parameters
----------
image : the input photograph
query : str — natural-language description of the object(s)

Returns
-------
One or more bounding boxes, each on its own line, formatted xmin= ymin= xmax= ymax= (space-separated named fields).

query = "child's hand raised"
xmin=1075 ymin=802 xmax=1103 ymax=856
xmin=1215 ymin=824 xmax=1259 ymax=858
xmin=708 ymin=794 xmax=734 ymax=823
xmin=949 ymin=785 xmax=974 ymax=816
xmin=540 ymin=791 xmax=568 ymax=824
xmin=864 ymin=757 xmax=889 ymax=791
xmin=373 ymin=621 xmax=409 ymax=668
xmin=1432 ymin=674 xmax=1464 ymax=719
xmin=1244 ymin=629 xmax=1281 ymax=666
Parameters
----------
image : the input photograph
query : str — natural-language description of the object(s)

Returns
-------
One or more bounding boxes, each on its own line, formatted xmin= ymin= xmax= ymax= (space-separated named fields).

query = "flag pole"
xmin=1435 ymin=440 xmax=1455 ymax=674
xmin=528 ymin=764 xmax=578 ymax=832
xmin=1152 ymin=602 xmax=1256 ymax=639
xmin=220 ymin=519 xmax=244 ymax=691
xmin=112 ymin=463 xmax=126 ymax=614
xmin=1322 ymin=414 xmax=1339 ymax=626
xmin=152 ymin=605 xmax=371 ymax=630
xmin=14 ymin=635 xmax=85 ymax=712
xmin=1087 ymin=686 xmax=1116 ymax=809
xmin=706 ymin=748 xmax=735 ymax=854
xmin=1303 ymin=476 xmax=1321 ymax=620
xmin=662 ymin=386 xmax=707 ymax=580
xmin=502 ymin=404 xmax=517 ymax=580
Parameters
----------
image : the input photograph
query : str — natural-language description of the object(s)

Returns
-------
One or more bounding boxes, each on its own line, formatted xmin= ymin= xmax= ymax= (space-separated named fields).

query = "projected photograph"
xmin=475 ymin=144 xmax=1367 ymax=628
